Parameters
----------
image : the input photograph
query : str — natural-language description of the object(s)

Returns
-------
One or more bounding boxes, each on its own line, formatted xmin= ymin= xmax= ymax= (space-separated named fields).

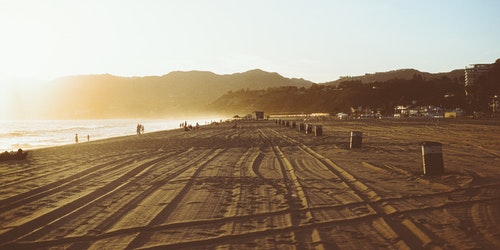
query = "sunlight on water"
xmin=0 ymin=118 xmax=223 ymax=151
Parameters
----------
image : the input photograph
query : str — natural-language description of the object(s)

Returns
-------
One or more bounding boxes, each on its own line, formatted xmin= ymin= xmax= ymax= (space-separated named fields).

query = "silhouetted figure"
xmin=141 ymin=125 xmax=144 ymax=134
xmin=75 ymin=133 xmax=78 ymax=143
xmin=137 ymin=124 xmax=141 ymax=135
xmin=87 ymin=135 xmax=90 ymax=142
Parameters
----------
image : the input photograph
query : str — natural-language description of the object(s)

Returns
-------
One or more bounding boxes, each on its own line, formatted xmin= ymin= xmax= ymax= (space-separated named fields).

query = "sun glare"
xmin=0 ymin=21 xmax=55 ymax=80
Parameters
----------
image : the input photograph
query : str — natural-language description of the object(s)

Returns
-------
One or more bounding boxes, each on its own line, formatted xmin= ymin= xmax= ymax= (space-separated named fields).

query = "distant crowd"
xmin=180 ymin=121 xmax=200 ymax=131
xmin=136 ymin=124 xmax=145 ymax=135
xmin=0 ymin=148 xmax=28 ymax=161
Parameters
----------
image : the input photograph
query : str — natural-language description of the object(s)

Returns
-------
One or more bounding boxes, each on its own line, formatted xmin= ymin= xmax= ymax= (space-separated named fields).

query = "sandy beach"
xmin=0 ymin=119 xmax=499 ymax=249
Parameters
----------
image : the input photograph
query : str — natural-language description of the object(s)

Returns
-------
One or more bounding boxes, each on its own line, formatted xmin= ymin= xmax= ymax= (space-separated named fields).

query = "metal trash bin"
xmin=298 ymin=123 xmax=305 ymax=132
xmin=306 ymin=124 xmax=313 ymax=134
xmin=350 ymin=131 xmax=362 ymax=148
xmin=314 ymin=125 xmax=323 ymax=136
xmin=421 ymin=141 xmax=444 ymax=175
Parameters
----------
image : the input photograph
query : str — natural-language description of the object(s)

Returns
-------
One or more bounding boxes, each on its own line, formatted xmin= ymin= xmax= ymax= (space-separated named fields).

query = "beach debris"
xmin=0 ymin=149 xmax=28 ymax=161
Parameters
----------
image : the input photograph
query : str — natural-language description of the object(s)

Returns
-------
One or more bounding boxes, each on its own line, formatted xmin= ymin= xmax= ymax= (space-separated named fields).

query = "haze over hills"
xmin=7 ymin=62 xmax=498 ymax=120
xmin=9 ymin=69 xmax=313 ymax=119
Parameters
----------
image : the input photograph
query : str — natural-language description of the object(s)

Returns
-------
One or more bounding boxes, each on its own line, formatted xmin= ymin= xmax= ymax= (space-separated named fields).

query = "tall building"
xmin=464 ymin=63 xmax=494 ymax=114
xmin=465 ymin=64 xmax=493 ymax=87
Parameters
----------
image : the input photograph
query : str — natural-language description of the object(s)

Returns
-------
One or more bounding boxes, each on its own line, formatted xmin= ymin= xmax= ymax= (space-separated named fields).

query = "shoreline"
xmin=19 ymin=117 xmax=500 ymax=152
xmin=0 ymin=118 xmax=224 ymax=152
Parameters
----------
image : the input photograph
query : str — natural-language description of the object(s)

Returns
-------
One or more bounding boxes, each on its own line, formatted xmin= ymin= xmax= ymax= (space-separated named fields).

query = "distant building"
xmin=464 ymin=63 xmax=494 ymax=114
xmin=465 ymin=64 xmax=493 ymax=87
xmin=252 ymin=111 xmax=264 ymax=120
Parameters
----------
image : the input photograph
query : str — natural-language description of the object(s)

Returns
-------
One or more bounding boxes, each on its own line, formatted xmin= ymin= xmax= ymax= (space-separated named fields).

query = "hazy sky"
xmin=0 ymin=0 xmax=499 ymax=83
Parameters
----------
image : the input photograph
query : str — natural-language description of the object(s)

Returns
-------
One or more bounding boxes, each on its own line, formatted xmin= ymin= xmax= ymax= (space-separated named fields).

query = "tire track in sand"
xmin=266 ymin=127 xmax=424 ymax=249
xmin=124 ymin=148 xmax=225 ymax=250
xmin=0 ymin=152 xmax=176 ymax=247
xmin=258 ymin=128 xmax=326 ymax=250
xmin=16 ymin=149 xmax=202 ymax=243
xmin=0 ymin=151 xmax=134 ymax=190
xmin=274 ymin=126 xmax=499 ymax=248
xmin=0 ymin=153 xmax=147 ymax=215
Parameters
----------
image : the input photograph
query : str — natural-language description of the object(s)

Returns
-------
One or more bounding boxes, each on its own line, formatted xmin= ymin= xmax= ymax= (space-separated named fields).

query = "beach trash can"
xmin=306 ymin=124 xmax=313 ymax=134
xmin=421 ymin=141 xmax=444 ymax=175
xmin=314 ymin=125 xmax=323 ymax=136
xmin=298 ymin=123 xmax=305 ymax=132
xmin=350 ymin=131 xmax=363 ymax=148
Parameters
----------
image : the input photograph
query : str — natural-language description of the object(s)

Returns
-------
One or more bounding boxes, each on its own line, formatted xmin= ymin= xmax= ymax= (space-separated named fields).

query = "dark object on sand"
xmin=350 ymin=131 xmax=363 ymax=148
xmin=0 ymin=149 xmax=28 ymax=161
xmin=297 ymin=123 xmax=305 ymax=132
xmin=314 ymin=125 xmax=323 ymax=136
xmin=421 ymin=141 xmax=444 ymax=175
xmin=305 ymin=124 xmax=313 ymax=134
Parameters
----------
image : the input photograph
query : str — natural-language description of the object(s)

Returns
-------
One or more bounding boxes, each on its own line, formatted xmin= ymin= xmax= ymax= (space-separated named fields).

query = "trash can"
xmin=306 ymin=124 xmax=313 ymax=134
xmin=421 ymin=141 xmax=444 ymax=175
xmin=350 ymin=131 xmax=362 ymax=148
xmin=314 ymin=125 xmax=323 ymax=136
xmin=298 ymin=123 xmax=305 ymax=132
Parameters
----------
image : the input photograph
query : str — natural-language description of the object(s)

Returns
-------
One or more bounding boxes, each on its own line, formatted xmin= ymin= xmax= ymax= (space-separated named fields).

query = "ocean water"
xmin=0 ymin=119 xmax=219 ymax=151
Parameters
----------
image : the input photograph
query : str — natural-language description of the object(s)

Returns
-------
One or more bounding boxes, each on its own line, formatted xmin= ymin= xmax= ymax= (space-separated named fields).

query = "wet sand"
xmin=0 ymin=119 xmax=499 ymax=249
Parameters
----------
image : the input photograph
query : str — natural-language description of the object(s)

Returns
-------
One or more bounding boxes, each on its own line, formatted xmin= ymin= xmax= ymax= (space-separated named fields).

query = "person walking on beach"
xmin=75 ymin=133 xmax=78 ymax=143
xmin=87 ymin=135 xmax=90 ymax=142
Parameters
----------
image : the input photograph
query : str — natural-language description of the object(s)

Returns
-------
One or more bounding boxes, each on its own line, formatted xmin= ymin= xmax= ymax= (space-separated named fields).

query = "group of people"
xmin=0 ymin=148 xmax=28 ymax=161
xmin=75 ymin=133 xmax=90 ymax=143
xmin=180 ymin=121 xmax=200 ymax=131
xmin=136 ymin=124 xmax=145 ymax=135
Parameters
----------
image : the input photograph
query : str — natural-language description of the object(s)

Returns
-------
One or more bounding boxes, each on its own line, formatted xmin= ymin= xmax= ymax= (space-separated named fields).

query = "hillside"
xmin=8 ymin=62 xmax=498 ymax=120
xmin=28 ymin=70 xmax=313 ymax=119
xmin=211 ymin=66 xmax=499 ymax=116
xmin=325 ymin=68 xmax=465 ymax=86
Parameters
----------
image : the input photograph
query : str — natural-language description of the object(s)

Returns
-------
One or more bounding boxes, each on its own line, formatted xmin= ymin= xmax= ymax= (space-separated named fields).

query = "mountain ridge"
xmin=324 ymin=68 xmax=465 ymax=86
xmin=9 ymin=62 xmax=498 ymax=120
xmin=23 ymin=69 xmax=313 ymax=119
